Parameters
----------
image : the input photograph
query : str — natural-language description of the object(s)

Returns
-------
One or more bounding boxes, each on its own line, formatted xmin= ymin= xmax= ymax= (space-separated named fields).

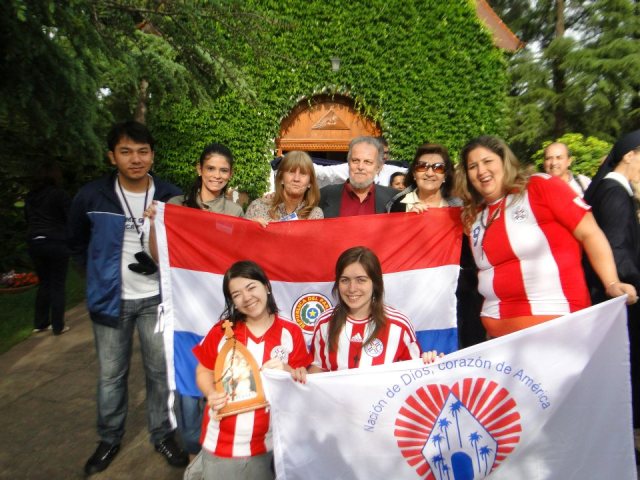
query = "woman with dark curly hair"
xmin=167 ymin=143 xmax=243 ymax=216
xmin=388 ymin=143 xmax=460 ymax=213
xmin=156 ymin=143 xmax=244 ymax=459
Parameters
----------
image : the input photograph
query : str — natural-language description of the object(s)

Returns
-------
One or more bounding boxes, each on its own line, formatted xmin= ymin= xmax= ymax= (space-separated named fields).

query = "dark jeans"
xmin=27 ymin=238 xmax=69 ymax=332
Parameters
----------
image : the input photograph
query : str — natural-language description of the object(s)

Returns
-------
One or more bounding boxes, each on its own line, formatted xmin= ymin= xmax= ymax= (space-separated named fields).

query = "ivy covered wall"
xmin=151 ymin=0 xmax=508 ymax=199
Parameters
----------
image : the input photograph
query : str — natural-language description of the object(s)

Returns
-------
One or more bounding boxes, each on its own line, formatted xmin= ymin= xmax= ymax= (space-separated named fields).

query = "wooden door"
xmin=276 ymin=95 xmax=381 ymax=157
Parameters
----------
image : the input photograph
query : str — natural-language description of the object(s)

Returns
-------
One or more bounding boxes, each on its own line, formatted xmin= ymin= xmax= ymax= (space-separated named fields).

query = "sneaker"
xmin=154 ymin=435 xmax=189 ymax=467
xmin=52 ymin=326 xmax=70 ymax=336
xmin=32 ymin=326 xmax=51 ymax=333
xmin=84 ymin=441 xmax=120 ymax=475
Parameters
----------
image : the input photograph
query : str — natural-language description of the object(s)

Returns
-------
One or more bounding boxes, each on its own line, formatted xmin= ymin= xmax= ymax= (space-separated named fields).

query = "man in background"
xmin=543 ymin=142 xmax=591 ymax=197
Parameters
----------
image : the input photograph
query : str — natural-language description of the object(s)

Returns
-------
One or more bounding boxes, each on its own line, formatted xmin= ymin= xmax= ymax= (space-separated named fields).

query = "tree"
xmin=491 ymin=0 xmax=640 ymax=160
xmin=432 ymin=454 xmax=444 ymax=479
xmin=0 ymin=0 xmax=271 ymax=270
xmin=449 ymin=400 xmax=464 ymax=448
xmin=0 ymin=0 xmax=264 ymax=170
xmin=570 ymin=0 xmax=640 ymax=137
xmin=152 ymin=0 xmax=508 ymax=201
xmin=432 ymin=433 xmax=444 ymax=456
xmin=479 ymin=445 xmax=494 ymax=475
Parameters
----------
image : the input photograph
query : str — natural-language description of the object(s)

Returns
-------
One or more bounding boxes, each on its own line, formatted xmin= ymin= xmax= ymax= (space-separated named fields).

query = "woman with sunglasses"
xmin=388 ymin=143 xmax=461 ymax=213
xmin=388 ymin=143 xmax=484 ymax=348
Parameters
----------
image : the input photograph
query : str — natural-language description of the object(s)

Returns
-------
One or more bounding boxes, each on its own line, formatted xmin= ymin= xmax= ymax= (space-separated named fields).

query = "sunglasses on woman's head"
xmin=414 ymin=162 xmax=446 ymax=174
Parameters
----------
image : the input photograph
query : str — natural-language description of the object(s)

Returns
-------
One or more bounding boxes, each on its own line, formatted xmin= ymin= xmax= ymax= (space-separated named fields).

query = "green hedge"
xmin=152 ymin=0 xmax=508 ymax=199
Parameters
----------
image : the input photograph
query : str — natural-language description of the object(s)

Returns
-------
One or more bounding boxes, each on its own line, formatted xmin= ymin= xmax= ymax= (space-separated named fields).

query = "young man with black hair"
xmin=69 ymin=121 xmax=188 ymax=475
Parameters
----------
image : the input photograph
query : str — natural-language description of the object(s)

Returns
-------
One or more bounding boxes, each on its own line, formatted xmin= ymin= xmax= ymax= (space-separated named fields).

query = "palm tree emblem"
xmin=469 ymin=431 xmax=483 ymax=473
xmin=438 ymin=418 xmax=452 ymax=450
xmin=479 ymin=445 xmax=494 ymax=475
xmin=397 ymin=380 xmax=521 ymax=480
xmin=449 ymin=400 xmax=464 ymax=448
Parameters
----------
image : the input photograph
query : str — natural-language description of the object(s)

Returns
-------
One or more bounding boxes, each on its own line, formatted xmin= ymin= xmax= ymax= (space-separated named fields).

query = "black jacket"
xmin=584 ymin=178 xmax=640 ymax=302
xmin=319 ymin=183 xmax=396 ymax=218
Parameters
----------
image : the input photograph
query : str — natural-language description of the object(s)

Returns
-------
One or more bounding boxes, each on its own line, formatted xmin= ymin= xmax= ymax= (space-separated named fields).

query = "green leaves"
xmin=493 ymin=0 xmax=640 ymax=160
xmin=152 ymin=0 xmax=508 ymax=198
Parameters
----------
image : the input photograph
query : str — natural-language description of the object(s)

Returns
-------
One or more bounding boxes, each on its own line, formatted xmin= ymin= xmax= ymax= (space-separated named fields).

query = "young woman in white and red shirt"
xmin=292 ymin=246 xmax=439 ymax=383
xmin=193 ymin=260 xmax=311 ymax=480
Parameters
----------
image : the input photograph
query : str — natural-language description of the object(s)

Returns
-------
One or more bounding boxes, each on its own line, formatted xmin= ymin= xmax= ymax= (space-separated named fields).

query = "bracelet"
xmin=607 ymin=281 xmax=619 ymax=288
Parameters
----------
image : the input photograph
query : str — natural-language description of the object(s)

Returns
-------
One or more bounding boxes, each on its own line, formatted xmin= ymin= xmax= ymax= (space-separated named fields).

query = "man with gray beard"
xmin=319 ymin=136 xmax=396 ymax=217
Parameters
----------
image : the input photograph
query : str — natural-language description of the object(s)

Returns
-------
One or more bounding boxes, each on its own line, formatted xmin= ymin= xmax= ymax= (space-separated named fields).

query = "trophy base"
xmin=216 ymin=401 xmax=270 ymax=420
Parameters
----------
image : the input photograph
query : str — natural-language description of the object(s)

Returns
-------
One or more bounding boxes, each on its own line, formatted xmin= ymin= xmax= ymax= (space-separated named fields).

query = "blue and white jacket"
xmin=68 ymin=171 xmax=181 ymax=327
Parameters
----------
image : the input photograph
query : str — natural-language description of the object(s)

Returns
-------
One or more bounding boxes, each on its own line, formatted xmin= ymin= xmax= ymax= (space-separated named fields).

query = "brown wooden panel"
xmin=277 ymin=95 xmax=381 ymax=155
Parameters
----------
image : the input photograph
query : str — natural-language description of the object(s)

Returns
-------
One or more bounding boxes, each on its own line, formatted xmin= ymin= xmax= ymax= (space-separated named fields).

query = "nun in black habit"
xmin=583 ymin=129 xmax=640 ymax=438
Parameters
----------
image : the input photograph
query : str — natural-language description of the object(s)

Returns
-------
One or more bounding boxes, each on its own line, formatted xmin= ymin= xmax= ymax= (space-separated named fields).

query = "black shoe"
xmin=84 ymin=441 xmax=120 ymax=476
xmin=53 ymin=326 xmax=70 ymax=336
xmin=154 ymin=435 xmax=189 ymax=467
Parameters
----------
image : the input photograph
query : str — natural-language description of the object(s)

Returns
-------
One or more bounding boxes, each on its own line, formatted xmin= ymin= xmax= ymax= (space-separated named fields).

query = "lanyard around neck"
xmin=117 ymin=175 xmax=150 ymax=249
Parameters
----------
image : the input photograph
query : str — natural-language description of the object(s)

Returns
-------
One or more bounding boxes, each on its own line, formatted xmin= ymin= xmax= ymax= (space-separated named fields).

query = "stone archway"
xmin=276 ymin=95 xmax=381 ymax=161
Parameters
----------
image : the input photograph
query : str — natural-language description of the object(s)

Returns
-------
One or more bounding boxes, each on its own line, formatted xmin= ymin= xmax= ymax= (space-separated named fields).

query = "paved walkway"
xmin=0 ymin=303 xmax=184 ymax=480
xmin=1 ymin=303 xmax=638 ymax=479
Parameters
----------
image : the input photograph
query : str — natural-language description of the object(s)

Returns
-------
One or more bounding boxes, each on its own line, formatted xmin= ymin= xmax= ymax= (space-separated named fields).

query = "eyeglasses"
xmin=414 ymin=162 xmax=446 ymax=174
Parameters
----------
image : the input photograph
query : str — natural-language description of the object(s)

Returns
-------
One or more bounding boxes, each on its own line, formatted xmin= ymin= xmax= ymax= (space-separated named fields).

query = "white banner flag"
xmin=263 ymin=297 xmax=636 ymax=480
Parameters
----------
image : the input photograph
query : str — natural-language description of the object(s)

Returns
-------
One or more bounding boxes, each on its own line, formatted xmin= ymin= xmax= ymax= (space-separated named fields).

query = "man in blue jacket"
xmin=69 ymin=121 xmax=188 ymax=475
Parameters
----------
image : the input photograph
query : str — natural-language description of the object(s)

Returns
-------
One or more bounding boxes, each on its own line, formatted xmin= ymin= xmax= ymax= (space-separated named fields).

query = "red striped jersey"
xmin=310 ymin=305 xmax=421 ymax=371
xmin=469 ymin=174 xmax=591 ymax=320
xmin=193 ymin=315 xmax=311 ymax=458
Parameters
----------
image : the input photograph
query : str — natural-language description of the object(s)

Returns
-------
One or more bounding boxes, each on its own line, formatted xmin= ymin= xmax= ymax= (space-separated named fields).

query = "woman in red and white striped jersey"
xmin=193 ymin=260 xmax=312 ymax=480
xmin=293 ymin=246 xmax=439 ymax=381
xmin=455 ymin=135 xmax=637 ymax=338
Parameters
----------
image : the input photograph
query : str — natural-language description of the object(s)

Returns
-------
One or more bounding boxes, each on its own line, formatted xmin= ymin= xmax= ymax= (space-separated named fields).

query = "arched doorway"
xmin=276 ymin=94 xmax=381 ymax=161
